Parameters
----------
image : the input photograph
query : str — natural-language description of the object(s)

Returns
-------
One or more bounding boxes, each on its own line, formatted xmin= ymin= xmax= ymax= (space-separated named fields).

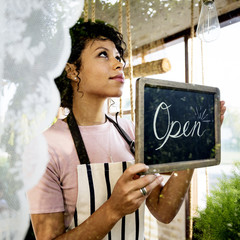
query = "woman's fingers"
xmin=220 ymin=100 xmax=226 ymax=125
xmin=122 ymin=163 xmax=164 ymax=196
xmin=137 ymin=174 xmax=164 ymax=198
xmin=122 ymin=163 xmax=149 ymax=181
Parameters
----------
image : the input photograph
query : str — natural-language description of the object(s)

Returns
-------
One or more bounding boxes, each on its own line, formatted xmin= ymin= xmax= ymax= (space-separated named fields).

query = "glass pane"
xmin=146 ymin=38 xmax=185 ymax=83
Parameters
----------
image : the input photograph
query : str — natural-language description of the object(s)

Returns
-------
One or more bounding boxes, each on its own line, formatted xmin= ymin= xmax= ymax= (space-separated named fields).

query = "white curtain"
xmin=0 ymin=0 xmax=83 ymax=239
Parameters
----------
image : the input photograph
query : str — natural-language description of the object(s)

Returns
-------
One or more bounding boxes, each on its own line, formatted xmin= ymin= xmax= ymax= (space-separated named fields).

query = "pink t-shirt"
xmin=27 ymin=116 xmax=135 ymax=228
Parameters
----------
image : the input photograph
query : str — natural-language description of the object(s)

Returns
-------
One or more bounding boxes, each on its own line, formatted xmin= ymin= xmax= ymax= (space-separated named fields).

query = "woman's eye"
xmin=115 ymin=56 xmax=121 ymax=62
xmin=99 ymin=51 xmax=108 ymax=58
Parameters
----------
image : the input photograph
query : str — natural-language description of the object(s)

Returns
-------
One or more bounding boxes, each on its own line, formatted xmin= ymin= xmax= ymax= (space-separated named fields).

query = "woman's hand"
xmin=107 ymin=163 xmax=163 ymax=220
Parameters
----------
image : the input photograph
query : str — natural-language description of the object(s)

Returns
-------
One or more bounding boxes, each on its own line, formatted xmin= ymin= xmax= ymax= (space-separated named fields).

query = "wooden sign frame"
xmin=135 ymin=77 xmax=221 ymax=174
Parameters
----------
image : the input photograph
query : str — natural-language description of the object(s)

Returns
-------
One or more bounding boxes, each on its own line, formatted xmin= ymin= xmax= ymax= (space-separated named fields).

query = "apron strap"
xmin=67 ymin=111 xmax=90 ymax=164
xmin=105 ymin=113 xmax=135 ymax=155
xmin=67 ymin=111 xmax=89 ymax=227
xmin=67 ymin=111 xmax=135 ymax=165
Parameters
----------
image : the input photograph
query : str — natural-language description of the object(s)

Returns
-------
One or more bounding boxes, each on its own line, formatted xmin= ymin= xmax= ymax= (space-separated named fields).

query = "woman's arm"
xmin=31 ymin=163 xmax=162 ymax=240
xmin=30 ymin=200 xmax=122 ymax=240
xmin=146 ymin=169 xmax=193 ymax=224
xmin=31 ymin=213 xmax=65 ymax=239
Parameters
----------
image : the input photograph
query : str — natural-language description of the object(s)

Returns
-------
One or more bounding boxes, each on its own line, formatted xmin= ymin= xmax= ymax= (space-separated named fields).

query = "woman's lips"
xmin=110 ymin=74 xmax=125 ymax=83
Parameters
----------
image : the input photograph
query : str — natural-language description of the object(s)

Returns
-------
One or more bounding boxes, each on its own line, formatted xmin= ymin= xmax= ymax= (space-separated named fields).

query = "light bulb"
xmin=196 ymin=0 xmax=220 ymax=42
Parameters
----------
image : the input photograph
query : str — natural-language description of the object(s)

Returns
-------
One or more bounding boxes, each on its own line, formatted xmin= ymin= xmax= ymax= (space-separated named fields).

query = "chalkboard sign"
xmin=135 ymin=78 xmax=221 ymax=173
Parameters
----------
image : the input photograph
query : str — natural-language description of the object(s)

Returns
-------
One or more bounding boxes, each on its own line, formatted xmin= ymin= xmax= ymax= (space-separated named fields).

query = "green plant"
xmin=193 ymin=162 xmax=240 ymax=240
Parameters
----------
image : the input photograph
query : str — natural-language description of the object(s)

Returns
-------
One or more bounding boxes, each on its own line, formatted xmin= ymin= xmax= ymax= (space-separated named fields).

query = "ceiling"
xmin=90 ymin=0 xmax=240 ymax=50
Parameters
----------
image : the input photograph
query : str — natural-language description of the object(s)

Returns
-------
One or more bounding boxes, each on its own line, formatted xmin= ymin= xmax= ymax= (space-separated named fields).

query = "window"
xmin=189 ymin=20 xmax=240 ymax=209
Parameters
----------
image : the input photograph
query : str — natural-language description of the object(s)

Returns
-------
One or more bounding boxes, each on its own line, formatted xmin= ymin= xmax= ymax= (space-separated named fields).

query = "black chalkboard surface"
xmin=135 ymin=78 xmax=221 ymax=173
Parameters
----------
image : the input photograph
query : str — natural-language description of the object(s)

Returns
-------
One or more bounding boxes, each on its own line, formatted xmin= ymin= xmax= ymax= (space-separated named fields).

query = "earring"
xmin=63 ymin=107 xmax=70 ymax=116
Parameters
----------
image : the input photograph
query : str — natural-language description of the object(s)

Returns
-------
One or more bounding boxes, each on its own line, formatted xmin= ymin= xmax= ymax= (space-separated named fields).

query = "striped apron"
xmin=67 ymin=112 xmax=145 ymax=239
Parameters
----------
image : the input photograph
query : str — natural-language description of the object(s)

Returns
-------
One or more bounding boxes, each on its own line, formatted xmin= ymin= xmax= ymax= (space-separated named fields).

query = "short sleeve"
xmin=27 ymin=148 xmax=65 ymax=214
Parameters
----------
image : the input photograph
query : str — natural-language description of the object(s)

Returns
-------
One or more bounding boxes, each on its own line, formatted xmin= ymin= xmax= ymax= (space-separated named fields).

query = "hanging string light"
xmin=198 ymin=1 xmax=210 ymax=199
xmin=197 ymin=0 xmax=220 ymax=42
xmin=197 ymin=1 xmax=210 ymax=199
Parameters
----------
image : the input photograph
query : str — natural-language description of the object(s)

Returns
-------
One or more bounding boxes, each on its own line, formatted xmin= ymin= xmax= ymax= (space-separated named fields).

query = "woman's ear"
xmin=65 ymin=63 xmax=79 ymax=82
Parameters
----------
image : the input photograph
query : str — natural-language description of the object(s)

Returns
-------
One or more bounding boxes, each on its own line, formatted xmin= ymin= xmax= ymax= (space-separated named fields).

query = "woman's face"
xmin=77 ymin=39 xmax=125 ymax=99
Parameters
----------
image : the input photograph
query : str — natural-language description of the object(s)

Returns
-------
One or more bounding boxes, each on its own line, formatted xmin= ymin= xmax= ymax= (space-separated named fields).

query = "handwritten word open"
xmin=153 ymin=102 xmax=207 ymax=150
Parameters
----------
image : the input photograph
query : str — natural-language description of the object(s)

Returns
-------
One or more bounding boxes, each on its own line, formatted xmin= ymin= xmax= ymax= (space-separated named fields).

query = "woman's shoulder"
xmin=43 ymin=119 xmax=73 ymax=150
xmin=44 ymin=119 xmax=68 ymax=137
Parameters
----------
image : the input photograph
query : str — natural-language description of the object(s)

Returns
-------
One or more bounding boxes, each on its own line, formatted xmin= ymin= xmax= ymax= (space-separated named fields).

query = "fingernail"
xmin=157 ymin=175 xmax=164 ymax=182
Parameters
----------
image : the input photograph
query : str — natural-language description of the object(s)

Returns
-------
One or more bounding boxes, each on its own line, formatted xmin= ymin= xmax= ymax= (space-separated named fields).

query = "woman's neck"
xmin=72 ymin=96 xmax=107 ymax=126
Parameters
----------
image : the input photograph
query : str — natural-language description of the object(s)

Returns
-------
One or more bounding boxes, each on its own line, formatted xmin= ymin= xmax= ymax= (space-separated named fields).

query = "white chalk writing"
xmin=153 ymin=102 xmax=207 ymax=150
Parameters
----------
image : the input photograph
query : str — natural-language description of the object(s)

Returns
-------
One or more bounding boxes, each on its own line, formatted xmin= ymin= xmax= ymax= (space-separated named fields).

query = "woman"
xmin=27 ymin=19 xmax=226 ymax=239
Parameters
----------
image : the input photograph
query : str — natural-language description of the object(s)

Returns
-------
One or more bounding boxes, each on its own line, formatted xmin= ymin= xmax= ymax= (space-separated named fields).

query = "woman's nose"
xmin=113 ymin=58 xmax=124 ymax=70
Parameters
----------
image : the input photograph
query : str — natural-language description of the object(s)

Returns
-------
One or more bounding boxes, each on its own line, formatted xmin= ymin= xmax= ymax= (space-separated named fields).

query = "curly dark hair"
xmin=54 ymin=19 xmax=126 ymax=109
